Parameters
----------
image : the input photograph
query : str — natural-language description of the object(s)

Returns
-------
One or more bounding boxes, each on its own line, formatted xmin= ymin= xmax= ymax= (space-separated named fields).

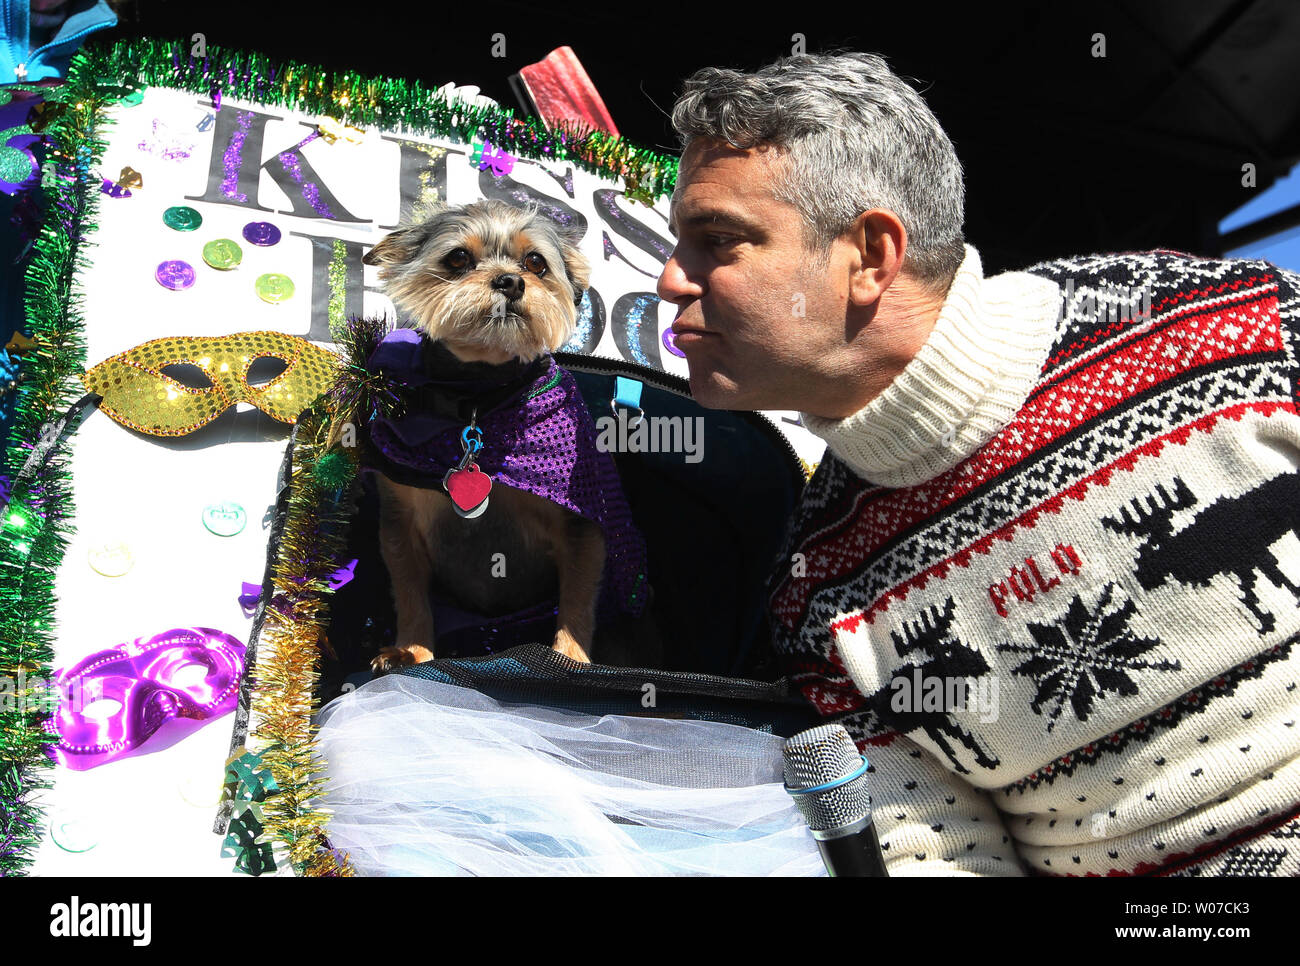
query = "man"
xmin=658 ymin=51 xmax=1300 ymax=876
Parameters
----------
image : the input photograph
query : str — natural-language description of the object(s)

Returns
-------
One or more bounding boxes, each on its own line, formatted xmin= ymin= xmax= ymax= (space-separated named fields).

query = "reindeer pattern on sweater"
xmin=768 ymin=248 xmax=1300 ymax=876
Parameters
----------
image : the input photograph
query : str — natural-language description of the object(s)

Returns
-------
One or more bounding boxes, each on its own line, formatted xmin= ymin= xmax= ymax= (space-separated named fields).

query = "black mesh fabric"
xmin=396 ymin=643 xmax=818 ymax=737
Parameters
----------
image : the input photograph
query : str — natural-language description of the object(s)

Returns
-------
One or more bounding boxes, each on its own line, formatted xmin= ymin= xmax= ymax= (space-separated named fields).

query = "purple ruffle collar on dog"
xmin=364 ymin=328 xmax=648 ymax=621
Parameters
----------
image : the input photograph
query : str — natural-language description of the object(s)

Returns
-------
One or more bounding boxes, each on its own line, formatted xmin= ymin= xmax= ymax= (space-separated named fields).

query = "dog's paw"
xmin=551 ymin=629 xmax=592 ymax=664
xmin=370 ymin=644 xmax=434 ymax=673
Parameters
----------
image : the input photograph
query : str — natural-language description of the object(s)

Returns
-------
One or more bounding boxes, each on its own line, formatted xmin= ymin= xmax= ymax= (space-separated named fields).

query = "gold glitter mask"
xmin=82 ymin=331 xmax=341 ymax=437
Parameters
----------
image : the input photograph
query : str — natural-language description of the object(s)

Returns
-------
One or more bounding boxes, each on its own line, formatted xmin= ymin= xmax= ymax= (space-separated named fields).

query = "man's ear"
xmin=847 ymin=209 xmax=908 ymax=306
xmin=362 ymin=226 xmax=424 ymax=269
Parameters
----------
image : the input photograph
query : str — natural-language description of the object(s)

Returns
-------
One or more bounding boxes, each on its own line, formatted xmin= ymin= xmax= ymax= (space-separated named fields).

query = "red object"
xmin=517 ymin=46 xmax=619 ymax=136
xmin=443 ymin=464 xmax=492 ymax=517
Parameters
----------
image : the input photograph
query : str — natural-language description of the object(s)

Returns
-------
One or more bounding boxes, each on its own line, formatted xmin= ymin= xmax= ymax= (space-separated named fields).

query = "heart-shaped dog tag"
xmin=443 ymin=463 xmax=492 ymax=518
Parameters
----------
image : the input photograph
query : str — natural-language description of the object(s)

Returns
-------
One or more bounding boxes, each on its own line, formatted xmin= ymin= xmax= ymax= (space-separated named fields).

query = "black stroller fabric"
xmin=396 ymin=644 xmax=818 ymax=737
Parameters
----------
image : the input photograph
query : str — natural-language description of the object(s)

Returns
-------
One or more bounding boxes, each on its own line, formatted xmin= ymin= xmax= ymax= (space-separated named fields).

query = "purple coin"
xmin=155 ymin=260 xmax=196 ymax=291
xmin=242 ymin=221 xmax=281 ymax=246
xmin=662 ymin=326 xmax=686 ymax=358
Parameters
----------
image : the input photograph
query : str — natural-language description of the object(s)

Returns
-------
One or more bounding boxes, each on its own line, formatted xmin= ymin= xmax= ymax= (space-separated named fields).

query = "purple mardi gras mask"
xmin=46 ymin=628 xmax=245 ymax=770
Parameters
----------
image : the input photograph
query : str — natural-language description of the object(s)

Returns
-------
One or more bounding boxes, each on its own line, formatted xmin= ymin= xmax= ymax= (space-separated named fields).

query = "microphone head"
xmin=782 ymin=724 xmax=872 ymax=834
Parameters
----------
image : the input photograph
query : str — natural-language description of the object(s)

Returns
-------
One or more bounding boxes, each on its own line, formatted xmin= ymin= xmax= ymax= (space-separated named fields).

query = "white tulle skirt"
xmin=313 ymin=675 xmax=825 ymax=876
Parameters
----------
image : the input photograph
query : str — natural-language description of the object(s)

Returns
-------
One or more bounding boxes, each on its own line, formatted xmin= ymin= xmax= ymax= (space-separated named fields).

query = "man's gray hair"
xmin=671 ymin=51 xmax=966 ymax=289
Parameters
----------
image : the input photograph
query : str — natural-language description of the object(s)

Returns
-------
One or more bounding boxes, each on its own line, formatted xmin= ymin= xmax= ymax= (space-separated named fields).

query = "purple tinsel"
xmin=276 ymin=132 xmax=334 ymax=219
xmin=221 ymin=110 xmax=251 ymax=202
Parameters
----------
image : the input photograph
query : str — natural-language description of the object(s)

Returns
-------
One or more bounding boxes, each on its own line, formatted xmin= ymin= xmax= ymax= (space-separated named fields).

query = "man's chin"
xmin=687 ymin=371 xmax=756 ymax=411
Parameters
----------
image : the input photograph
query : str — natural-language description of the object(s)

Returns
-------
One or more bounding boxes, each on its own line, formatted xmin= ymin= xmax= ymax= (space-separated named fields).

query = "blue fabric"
xmin=0 ymin=0 xmax=117 ymax=84
xmin=613 ymin=376 xmax=643 ymax=411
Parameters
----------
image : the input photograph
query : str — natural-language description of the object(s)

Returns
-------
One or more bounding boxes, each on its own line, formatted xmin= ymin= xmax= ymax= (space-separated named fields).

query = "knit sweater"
xmin=767 ymin=245 xmax=1300 ymax=876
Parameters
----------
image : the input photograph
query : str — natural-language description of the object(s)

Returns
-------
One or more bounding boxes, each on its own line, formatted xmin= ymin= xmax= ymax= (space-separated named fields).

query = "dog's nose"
xmin=492 ymin=273 xmax=525 ymax=300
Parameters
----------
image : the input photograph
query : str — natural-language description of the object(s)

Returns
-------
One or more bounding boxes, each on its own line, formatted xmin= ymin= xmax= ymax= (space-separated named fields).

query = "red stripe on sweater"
xmin=770 ymin=291 xmax=1286 ymax=633
xmin=1044 ymin=274 xmax=1276 ymax=371
xmin=1035 ymin=280 xmax=1277 ymax=398
xmin=829 ymin=400 xmax=1290 ymax=636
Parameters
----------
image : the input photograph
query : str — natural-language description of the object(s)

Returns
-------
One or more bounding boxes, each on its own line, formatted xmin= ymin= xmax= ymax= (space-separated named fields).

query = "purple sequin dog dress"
xmin=364 ymin=328 xmax=648 ymax=651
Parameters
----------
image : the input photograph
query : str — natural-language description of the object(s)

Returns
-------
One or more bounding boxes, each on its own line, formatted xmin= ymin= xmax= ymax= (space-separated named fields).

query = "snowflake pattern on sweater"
xmin=767 ymin=249 xmax=1300 ymax=876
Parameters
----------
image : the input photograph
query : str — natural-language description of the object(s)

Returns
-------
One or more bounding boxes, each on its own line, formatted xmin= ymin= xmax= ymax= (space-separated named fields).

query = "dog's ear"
xmin=362 ymin=226 xmax=424 ymax=269
xmin=557 ymin=227 xmax=591 ymax=308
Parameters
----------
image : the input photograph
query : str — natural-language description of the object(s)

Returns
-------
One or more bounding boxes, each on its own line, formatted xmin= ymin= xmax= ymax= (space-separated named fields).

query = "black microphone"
xmin=783 ymin=724 xmax=889 ymax=877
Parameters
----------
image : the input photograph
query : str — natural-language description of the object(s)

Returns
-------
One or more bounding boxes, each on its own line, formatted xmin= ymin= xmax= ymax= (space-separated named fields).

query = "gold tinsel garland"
xmin=247 ymin=399 xmax=358 ymax=877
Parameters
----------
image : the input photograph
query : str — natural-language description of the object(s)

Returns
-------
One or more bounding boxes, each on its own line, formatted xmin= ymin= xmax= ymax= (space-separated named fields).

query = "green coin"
xmin=163 ymin=205 xmax=202 ymax=231
xmin=255 ymin=273 xmax=295 ymax=304
xmin=49 ymin=809 xmax=100 ymax=853
xmin=202 ymin=501 xmax=247 ymax=537
xmin=203 ymin=238 xmax=243 ymax=270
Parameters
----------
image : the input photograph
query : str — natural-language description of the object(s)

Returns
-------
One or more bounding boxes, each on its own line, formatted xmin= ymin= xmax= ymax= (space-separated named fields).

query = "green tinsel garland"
xmin=0 ymin=77 xmax=114 ymax=875
xmin=74 ymin=36 xmax=679 ymax=204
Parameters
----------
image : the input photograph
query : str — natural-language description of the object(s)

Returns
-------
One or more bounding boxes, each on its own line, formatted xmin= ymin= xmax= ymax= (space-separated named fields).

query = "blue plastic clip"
xmin=611 ymin=376 xmax=644 ymax=426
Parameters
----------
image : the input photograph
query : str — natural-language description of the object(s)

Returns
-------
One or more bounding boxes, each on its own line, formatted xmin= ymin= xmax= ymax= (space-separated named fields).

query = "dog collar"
xmin=411 ymin=335 xmax=551 ymax=423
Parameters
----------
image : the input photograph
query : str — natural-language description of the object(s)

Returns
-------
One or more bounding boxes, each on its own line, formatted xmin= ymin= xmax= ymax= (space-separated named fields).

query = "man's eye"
xmin=707 ymin=235 xmax=736 ymax=247
xmin=445 ymin=249 xmax=473 ymax=270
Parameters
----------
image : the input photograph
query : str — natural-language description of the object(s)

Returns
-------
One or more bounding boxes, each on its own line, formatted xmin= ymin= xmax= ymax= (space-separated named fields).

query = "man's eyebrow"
xmin=669 ymin=210 xmax=762 ymax=238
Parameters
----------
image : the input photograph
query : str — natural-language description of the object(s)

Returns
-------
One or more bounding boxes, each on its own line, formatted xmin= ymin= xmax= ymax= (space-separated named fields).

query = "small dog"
xmin=360 ymin=199 xmax=651 ymax=671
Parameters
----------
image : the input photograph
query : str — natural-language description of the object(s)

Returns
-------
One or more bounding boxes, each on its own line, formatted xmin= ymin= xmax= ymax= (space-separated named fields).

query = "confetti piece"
xmin=163 ymin=205 xmax=202 ymax=231
xmin=255 ymin=273 xmax=294 ymax=304
xmin=202 ymin=501 xmax=247 ymax=537
xmin=87 ymin=540 xmax=133 ymax=577
xmin=155 ymin=259 xmax=196 ymax=290
xmin=242 ymin=221 xmax=281 ymax=246
xmin=202 ymin=238 xmax=242 ymax=270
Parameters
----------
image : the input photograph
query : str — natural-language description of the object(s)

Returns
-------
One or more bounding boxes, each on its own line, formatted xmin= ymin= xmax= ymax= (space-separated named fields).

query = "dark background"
xmin=107 ymin=0 xmax=1300 ymax=275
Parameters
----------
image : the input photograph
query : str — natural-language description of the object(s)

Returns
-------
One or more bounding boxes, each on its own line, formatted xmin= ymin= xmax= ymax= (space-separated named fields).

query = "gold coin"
xmin=87 ymin=540 xmax=133 ymax=577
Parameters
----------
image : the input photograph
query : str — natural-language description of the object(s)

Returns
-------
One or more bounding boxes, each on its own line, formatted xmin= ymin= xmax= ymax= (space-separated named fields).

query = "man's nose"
xmin=657 ymin=250 xmax=699 ymax=303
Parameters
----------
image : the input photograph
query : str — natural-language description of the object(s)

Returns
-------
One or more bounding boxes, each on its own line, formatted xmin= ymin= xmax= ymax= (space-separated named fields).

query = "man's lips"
xmin=670 ymin=319 xmax=716 ymax=339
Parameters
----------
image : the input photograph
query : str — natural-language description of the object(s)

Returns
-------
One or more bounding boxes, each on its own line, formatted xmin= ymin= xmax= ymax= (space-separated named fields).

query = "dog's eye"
xmin=444 ymin=249 xmax=473 ymax=270
xmin=523 ymin=252 xmax=548 ymax=276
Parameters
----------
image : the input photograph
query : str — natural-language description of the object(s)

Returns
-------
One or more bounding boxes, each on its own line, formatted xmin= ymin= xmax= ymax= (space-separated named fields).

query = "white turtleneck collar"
xmin=798 ymin=244 xmax=1062 ymax=488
